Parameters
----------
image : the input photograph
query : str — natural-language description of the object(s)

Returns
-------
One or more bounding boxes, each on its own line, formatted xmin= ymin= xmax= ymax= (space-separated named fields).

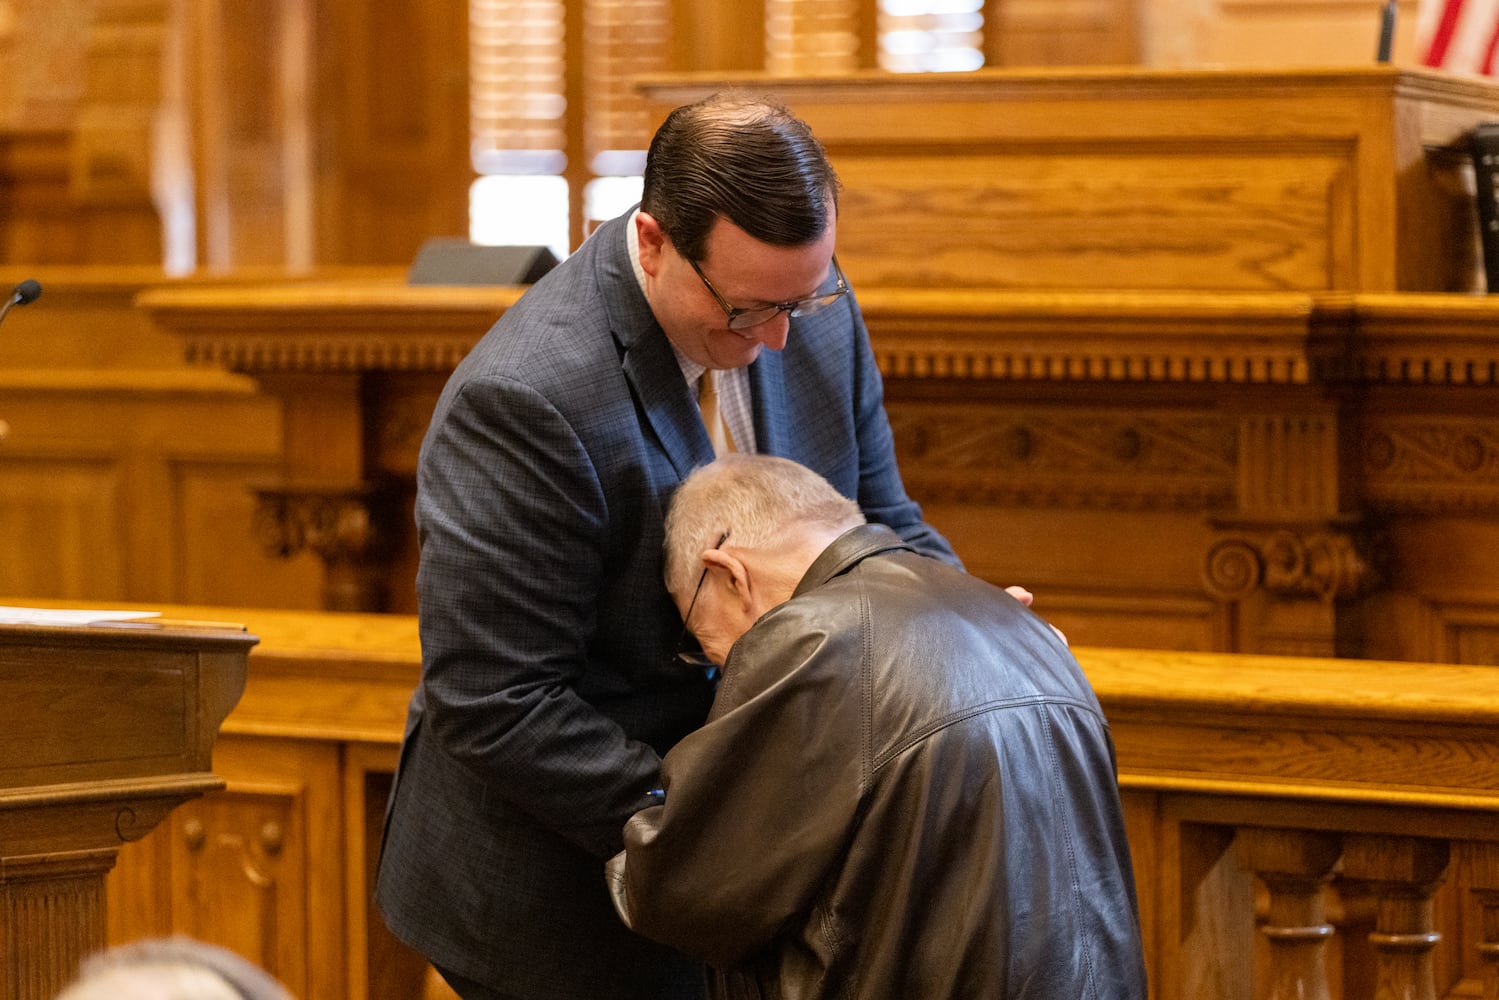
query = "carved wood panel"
xmin=1362 ymin=414 xmax=1499 ymax=515
xmin=161 ymin=736 xmax=344 ymax=1000
xmin=887 ymin=400 xmax=1239 ymax=511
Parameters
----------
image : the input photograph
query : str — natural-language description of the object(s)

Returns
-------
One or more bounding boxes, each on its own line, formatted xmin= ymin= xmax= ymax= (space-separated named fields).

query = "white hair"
xmin=663 ymin=454 xmax=863 ymax=598
xmin=56 ymin=938 xmax=295 ymax=1000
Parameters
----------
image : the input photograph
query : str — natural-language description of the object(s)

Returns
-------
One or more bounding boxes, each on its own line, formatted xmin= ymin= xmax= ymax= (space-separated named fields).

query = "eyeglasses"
xmin=688 ymin=255 xmax=849 ymax=331
xmin=673 ymin=530 xmax=729 ymax=671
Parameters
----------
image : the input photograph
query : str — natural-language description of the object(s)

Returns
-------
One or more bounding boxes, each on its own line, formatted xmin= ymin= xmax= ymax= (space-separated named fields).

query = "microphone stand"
xmin=0 ymin=279 xmax=42 ymax=331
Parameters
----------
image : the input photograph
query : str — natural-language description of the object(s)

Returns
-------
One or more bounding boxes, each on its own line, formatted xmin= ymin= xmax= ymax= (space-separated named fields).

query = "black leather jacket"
xmin=608 ymin=524 xmax=1147 ymax=999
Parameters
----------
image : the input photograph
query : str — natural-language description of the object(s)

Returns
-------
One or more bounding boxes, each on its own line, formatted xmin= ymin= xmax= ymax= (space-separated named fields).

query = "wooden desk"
xmin=640 ymin=65 xmax=1499 ymax=293
xmin=133 ymin=282 xmax=1499 ymax=667
xmin=0 ymin=614 xmax=253 ymax=1000
xmin=48 ymin=599 xmax=1497 ymax=1000
xmin=87 ymin=604 xmax=423 ymax=1000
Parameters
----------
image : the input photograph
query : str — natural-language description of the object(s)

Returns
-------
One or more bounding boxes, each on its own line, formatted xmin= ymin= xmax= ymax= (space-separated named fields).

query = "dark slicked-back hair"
xmin=641 ymin=92 xmax=841 ymax=262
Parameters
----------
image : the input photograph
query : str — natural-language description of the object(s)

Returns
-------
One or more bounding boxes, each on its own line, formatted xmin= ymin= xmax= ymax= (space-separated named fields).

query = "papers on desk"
xmin=0 ymin=606 xmax=160 ymax=626
xmin=0 ymin=607 xmax=249 ymax=630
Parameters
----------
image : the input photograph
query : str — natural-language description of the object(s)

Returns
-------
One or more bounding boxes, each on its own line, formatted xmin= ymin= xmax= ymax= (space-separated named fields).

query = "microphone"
xmin=0 ymin=279 xmax=42 ymax=330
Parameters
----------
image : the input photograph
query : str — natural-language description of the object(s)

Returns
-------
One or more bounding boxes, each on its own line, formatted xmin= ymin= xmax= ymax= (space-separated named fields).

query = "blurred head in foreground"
xmin=56 ymin=937 xmax=294 ymax=1000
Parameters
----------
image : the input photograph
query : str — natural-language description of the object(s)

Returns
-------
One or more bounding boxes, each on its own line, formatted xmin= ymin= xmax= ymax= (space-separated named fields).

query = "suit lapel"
xmin=748 ymin=347 xmax=786 ymax=457
xmin=592 ymin=214 xmax=713 ymax=480
xmin=622 ymin=326 xmax=713 ymax=479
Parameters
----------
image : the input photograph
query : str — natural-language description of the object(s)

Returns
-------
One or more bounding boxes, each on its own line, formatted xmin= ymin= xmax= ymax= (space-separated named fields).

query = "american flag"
xmin=1418 ymin=0 xmax=1499 ymax=74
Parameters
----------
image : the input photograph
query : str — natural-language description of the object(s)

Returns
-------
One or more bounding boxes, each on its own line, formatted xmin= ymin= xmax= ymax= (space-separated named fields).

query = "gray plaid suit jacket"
xmin=375 ymin=209 xmax=956 ymax=1000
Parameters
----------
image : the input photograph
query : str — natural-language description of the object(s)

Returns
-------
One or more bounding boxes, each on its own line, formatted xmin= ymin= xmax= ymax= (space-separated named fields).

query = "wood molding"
xmin=888 ymin=403 xmax=1239 ymax=511
xmin=860 ymin=289 xmax=1325 ymax=383
xmin=1321 ymin=293 xmax=1499 ymax=385
xmin=866 ymin=290 xmax=1499 ymax=387
xmin=137 ymin=281 xmax=520 ymax=373
xmin=1201 ymin=523 xmax=1381 ymax=602
xmin=136 ymin=283 xmax=1499 ymax=388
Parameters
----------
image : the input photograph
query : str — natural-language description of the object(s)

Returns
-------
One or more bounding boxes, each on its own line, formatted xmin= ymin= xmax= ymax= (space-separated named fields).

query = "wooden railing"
xmin=27 ymin=600 xmax=1484 ymax=1000
xmin=1085 ymin=646 xmax=1499 ymax=1000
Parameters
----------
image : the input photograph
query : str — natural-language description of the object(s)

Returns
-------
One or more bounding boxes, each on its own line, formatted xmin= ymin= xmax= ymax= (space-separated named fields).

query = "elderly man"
xmin=607 ymin=454 xmax=1147 ymax=1000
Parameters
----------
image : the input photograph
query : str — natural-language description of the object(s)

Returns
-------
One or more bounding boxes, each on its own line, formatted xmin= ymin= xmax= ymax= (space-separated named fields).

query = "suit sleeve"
xmin=415 ymin=373 xmax=663 ymax=858
xmin=845 ymin=293 xmax=961 ymax=566
xmin=605 ymin=608 xmax=867 ymax=967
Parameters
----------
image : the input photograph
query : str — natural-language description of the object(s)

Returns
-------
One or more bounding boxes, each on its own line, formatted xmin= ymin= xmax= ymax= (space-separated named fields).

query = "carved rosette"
xmin=1202 ymin=526 xmax=1380 ymax=602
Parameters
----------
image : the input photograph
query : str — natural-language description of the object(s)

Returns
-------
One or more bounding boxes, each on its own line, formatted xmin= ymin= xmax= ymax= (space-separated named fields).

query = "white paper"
xmin=0 ymin=606 xmax=161 ymax=626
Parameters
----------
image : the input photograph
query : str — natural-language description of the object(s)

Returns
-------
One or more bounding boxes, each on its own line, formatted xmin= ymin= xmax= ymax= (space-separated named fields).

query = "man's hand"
xmin=1005 ymin=586 xmax=1068 ymax=645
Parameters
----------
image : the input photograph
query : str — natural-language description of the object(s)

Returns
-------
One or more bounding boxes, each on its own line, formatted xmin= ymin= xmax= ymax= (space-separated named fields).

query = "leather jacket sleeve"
xmin=605 ymin=527 xmax=1148 ymax=998
xmin=607 ymin=604 xmax=868 ymax=967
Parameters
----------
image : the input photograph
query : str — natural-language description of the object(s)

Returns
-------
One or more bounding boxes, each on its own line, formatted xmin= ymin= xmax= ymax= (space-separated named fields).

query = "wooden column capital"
xmin=1202 ymin=522 xmax=1382 ymax=603
xmin=252 ymin=481 xmax=399 ymax=613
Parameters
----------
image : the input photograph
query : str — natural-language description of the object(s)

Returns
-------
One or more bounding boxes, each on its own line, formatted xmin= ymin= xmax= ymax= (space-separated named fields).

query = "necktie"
xmin=698 ymin=371 xmax=737 ymax=456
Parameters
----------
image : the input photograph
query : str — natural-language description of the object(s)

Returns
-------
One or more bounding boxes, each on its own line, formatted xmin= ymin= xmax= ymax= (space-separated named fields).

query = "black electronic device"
xmin=1470 ymin=123 xmax=1499 ymax=293
xmin=407 ymin=239 xmax=559 ymax=286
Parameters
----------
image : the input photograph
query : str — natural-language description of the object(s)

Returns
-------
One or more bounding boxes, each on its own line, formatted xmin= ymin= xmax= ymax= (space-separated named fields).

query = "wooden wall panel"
xmin=923 ymin=504 xmax=1227 ymax=651
xmin=882 ymin=388 xmax=1242 ymax=650
xmin=170 ymin=458 xmax=327 ymax=606
xmin=2 ymin=0 xmax=470 ymax=271
xmin=129 ymin=273 xmax=1499 ymax=661
xmin=0 ymin=0 xmax=1462 ymax=274
xmin=640 ymin=68 xmax=1495 ymax=294
xmin=988 ymin=0 xmax=1142 ymax=66
xmin=0 ymin=453 xmax=126 ymax=597
xmin=165 ymin=736 xmax=346 ymax=1000
xmin=0 ymin=377 xmax=322 ymax=608
xmin=836 ymin=149 xmax=1353 ymax=291
xmin=189 ymin=0 xmax=314 ymax=268
xmin=1191 ymin=0 xmax=1422 ymax=68
xmin=0 ymin=126 xmax=164 ymax=266
xmin=312 ymin=0 xmax=471 ymax=266
xmin=0 ymin=266 xmax=200 ymax=369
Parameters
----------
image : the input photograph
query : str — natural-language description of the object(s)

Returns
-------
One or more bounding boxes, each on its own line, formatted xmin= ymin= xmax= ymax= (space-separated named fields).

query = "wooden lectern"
xmin=0 ymin=617 xmax=254 ymax=1000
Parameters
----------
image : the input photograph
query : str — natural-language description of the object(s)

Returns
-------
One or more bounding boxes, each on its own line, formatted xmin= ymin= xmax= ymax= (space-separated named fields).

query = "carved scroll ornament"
xmin=1202 ymin=527 xmax=1380 ymax=603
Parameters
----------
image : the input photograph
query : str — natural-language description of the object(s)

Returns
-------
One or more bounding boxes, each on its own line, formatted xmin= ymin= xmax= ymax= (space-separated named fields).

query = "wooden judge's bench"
xmin=5 ymin=64 xmax=1499 ymax=1000
xmin=135 ymin=65 xmax=1499 ymax=663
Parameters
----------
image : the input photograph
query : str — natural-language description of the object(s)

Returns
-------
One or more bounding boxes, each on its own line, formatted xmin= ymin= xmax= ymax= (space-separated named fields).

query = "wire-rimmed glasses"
xmin=673 ymin=530 xmax=729 ymax=671
xmin=688 ymin=255 xmax=848 ymax=331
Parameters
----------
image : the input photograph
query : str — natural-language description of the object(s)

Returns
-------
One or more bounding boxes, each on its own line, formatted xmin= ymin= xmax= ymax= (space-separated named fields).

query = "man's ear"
xmin=635 ymin=211 xmax=667 ymax=276
xmin=702 ymin=548 xmax=755 ymax=613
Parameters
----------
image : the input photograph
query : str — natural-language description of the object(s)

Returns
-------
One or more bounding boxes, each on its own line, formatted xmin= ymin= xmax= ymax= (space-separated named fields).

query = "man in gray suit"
xmin=375 ymin=92 xmax=959 ymax=1000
